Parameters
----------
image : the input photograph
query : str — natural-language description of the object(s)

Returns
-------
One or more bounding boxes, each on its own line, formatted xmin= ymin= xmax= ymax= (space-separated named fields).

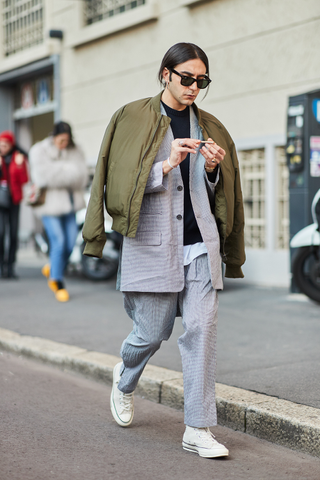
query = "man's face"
xmin=162 ymin=58 xmax=208 ymax=111
xmin=0 ymin=139 xmax=13 ymax=156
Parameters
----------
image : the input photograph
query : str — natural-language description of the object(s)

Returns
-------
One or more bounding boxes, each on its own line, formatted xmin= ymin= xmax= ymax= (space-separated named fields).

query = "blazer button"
xmin=177 ymin=185 xmax=183 ymax=191
xmin=176 ymin=214 xmax=182 ymax=220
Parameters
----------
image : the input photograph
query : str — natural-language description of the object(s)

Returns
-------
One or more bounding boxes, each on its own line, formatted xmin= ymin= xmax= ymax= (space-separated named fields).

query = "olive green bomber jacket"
xmin=82 ymin=91 xmax=245 ymax=278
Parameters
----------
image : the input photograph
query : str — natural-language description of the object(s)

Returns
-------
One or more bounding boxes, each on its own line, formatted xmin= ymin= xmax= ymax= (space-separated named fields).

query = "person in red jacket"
xmin=0 ymin=130 xmax=28 ymax=278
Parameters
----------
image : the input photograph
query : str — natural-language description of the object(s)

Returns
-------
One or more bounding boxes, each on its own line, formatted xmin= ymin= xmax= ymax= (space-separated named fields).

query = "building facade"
xmin=1 ymin=0 xmax=320 ymax=286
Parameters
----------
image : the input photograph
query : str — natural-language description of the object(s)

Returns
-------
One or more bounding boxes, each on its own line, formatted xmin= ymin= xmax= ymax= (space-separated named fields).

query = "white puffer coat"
xmin=29 ymin=137 xmax=88 ymax=217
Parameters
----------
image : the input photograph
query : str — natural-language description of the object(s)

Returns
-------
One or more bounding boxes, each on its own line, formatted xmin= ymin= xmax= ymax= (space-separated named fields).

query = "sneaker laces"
xmin=118 ymin=391 xmax=133 ymax=413
xmin=194 ymin=428 xmax=219 ymax=447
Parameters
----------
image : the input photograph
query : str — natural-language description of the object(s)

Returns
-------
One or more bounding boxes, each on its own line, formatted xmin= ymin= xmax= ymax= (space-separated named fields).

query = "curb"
xmin=0 ymin=327 xmax=319 ymax=458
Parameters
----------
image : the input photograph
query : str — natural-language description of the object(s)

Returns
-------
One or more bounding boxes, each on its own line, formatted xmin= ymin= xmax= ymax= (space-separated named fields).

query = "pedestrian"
xmin=83 ymin=43 xmax=245 ymax=458
xmin=29 ymin=121 xmax=88 ymax=302
xmin=0 ymin=131 xmax=28 ymax=279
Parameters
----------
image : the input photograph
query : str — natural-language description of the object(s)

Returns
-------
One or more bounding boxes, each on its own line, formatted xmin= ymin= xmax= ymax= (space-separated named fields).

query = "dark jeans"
xmin=0 ymin=203 xmax=20 ymax=266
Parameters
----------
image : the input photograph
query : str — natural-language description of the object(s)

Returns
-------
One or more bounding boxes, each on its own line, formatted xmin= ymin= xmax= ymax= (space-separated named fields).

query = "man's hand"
xmin=200 ymin=138 xmax=226 ymax=171
xmin=163 ymin=138 xmax=226 ymax=175
xmin=163 ymin=138 xmax=202 ymax=175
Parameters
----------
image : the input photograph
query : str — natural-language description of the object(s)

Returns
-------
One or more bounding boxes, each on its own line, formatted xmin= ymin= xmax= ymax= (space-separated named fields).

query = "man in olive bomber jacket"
xmin=83 ymin=42 xmax=245 ymax=459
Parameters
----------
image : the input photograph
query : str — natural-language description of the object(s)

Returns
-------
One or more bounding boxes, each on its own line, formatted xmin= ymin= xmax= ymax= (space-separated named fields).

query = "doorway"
xmin=16 ymin=112 xmax=54 ymax=152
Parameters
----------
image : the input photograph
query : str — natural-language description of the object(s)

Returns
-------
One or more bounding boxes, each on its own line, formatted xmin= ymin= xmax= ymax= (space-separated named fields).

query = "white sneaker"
xmin=110 ymin=362 xmax=134 ymax=427
xmin=182 ymin=426 xmax=229 ymax=458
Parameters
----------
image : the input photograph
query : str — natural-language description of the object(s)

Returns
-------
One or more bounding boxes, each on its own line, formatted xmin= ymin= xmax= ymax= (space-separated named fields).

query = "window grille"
xmin=275 ymin=146 xmax=289 ymax=249
xmin=2 ymin=0 xmax=43 ymax=56
xmin=84 ymin=0 xmax=146 ymax=26
xmin=238 ymin=148 xmax=266 ymax=249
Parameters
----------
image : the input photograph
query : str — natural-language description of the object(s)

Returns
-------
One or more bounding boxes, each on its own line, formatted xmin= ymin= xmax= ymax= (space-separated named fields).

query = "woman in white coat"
xmin=29 ymin=122 xmax=88 ymax=302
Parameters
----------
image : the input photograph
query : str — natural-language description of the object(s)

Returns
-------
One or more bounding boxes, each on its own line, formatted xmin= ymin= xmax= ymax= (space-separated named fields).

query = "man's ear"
xmin=162 ymin=67 xmax=170 ymax=86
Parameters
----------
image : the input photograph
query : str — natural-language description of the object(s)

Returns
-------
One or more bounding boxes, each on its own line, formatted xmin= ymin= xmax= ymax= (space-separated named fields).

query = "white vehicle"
xmin=290 ymin=189 xmax=320 ymax=303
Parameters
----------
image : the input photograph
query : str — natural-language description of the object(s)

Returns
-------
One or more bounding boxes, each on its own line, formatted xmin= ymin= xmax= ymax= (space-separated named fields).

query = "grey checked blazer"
xmin=118 ymin=106 xmax=223 ymax=292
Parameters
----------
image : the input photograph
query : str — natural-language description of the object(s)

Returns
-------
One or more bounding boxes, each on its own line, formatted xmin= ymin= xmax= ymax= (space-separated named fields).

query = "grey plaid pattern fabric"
xmin=119 ymin=253 xmax=218 ymax=428
xmin=117 ymin=104 xmax=223 ymax=427
xmin=119 ymin=105 xmax=223 ymax=293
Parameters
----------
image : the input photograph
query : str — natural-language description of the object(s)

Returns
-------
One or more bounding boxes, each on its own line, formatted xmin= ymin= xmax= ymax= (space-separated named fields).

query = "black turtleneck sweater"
xmin=162 ymin=102 xmax=203 ymax=246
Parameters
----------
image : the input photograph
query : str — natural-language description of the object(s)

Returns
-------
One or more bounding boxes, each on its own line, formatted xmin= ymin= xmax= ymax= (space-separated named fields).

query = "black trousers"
xmin=0 ymin=203 xmax=20 ymax=266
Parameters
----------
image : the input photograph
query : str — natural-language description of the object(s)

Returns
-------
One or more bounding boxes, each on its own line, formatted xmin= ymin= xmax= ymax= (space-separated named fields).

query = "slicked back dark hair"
xmin=158 ymin=42 xmax=210 ymax=87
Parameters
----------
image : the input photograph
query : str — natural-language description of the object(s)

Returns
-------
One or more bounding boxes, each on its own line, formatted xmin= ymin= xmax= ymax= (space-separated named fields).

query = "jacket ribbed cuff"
xmin=83 ymin=239 xmax=105 ymax=259
xmin=225 ymin=265 xmax=244 ymax=279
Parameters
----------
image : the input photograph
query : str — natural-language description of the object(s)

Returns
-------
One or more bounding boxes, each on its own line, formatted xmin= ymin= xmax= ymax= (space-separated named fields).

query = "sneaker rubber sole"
xmin=182 ymin=441 xmax=229 ymax=458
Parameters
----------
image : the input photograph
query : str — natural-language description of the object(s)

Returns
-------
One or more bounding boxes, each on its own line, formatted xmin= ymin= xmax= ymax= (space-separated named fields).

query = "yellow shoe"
xmin=42 ymin=264 xmax=50 ymax=278
xmin=55 ymin=288 xmax=69 ymax=302
xmin=48 ymin=279 xmax=59 ymax=293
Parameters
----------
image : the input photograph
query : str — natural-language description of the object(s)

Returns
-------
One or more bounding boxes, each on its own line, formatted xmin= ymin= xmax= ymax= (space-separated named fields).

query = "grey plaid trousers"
xmin=118 ymin=253 xmax=219 ymax=428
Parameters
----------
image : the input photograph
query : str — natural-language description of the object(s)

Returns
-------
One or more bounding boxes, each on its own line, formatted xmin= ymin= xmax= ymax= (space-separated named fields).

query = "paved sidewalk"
xmin=3 ymin=352 xmax=320 ymax=480
xmin=1 ymin=325 xmax=320 ymax=458
xmin=0 ymin=247 xmax=319 ymax=457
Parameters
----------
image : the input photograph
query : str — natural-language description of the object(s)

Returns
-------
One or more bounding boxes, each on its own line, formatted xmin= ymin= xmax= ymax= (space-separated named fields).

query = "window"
xmin=275 ymin=146 xmax=289 ymax=249
xmin=2 ymin=0 xmax=43 ymax=56
xmin=84 ymin=0 xmax=146 ymax=26
xmin=239 ymin=148 xmax=266 ymax=249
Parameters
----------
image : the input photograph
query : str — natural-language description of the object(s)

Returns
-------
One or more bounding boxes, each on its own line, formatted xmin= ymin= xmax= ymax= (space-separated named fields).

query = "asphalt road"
xmin=1 ymin=351 xmax=320 ymax=480
xmin=1 ymin=249 xmax=320 ymax=409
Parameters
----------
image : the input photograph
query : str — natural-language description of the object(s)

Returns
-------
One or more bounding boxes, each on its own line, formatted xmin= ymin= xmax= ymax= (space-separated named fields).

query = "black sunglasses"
xmin=170 ymin=68 xmax=211 ymax=89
